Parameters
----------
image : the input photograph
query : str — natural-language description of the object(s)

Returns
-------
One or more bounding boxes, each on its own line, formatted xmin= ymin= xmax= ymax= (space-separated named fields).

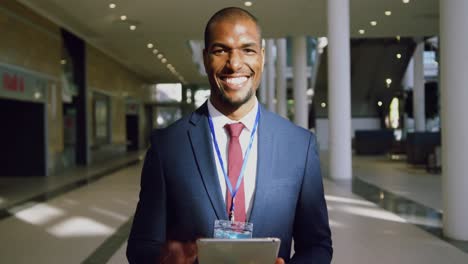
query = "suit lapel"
xmin=249 ymin=106 xmax=276 ymax=223
xmin=188 ymin=104 xmax=228 ymax=220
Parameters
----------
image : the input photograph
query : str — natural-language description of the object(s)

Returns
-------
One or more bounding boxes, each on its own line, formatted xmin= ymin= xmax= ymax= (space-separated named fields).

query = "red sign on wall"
xmin=2 ymin=73 xmax=25 ymax=93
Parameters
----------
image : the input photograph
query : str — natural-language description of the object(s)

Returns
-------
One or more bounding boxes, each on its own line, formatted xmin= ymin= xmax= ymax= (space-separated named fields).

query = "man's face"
xmin=203 ymin=17 xmax=264 ymax=109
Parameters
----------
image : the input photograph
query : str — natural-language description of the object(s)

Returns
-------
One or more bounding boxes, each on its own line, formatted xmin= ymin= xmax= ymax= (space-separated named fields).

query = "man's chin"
xmin=220 ymin=92 xmax=254 ymax=108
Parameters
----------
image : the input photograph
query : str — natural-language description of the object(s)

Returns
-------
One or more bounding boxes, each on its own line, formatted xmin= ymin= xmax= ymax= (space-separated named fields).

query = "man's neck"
xmin=209 ymin=97 xmax=256 ymax=121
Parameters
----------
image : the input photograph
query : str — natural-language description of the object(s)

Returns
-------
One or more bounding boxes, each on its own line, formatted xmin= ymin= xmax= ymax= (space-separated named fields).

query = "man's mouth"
xmin=219 ymin=75 xmax=250 ymax=89
xmin=224 ymin=76 xmax=248 ymax=85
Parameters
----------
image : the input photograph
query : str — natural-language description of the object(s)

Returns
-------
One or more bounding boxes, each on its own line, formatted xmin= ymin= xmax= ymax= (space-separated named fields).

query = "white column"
xmin=259 ymin=70 xmax=266 ymax=104
xmin=403 ymin=58 xmax=414 ymax=90
xmin=440 ymin=0 xmax=468 ymax=240
xmin=327 ymin=0 xmax=352 ymax=180
xmin=292 ymin=36 xmax=308 ymax=128
xmin=413 ymin=40 xmax=426 ymax=131
xmin=259 ymin=40 xmax=267 ymax=104
xmin=276 ymin=38 xmax=287 ymax=118
xmin=265 ymin=39 xmax=276 ymax=112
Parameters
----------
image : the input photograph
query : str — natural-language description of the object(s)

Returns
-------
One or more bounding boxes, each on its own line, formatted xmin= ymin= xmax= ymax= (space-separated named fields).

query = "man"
xmin=127 ymin=7 xmax=332 ymax=264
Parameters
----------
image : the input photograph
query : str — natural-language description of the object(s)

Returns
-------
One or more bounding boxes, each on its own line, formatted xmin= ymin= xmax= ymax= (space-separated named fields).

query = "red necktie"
xmin=224 ymin=123 xmax=246 ymax=222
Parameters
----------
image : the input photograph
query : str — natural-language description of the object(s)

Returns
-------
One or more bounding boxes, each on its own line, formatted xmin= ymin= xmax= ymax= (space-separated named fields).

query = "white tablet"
xmin=196 ymin=238 xmax=281 ymax=264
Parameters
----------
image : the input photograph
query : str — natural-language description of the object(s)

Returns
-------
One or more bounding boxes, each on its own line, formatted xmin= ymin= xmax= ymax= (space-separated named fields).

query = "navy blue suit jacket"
xmin=127 ymin=103 xmax=332 ymax=263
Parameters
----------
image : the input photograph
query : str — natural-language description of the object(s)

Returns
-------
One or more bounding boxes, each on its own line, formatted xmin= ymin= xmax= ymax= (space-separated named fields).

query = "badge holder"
xmin=214 ymin=220 xmax=253 ymax=239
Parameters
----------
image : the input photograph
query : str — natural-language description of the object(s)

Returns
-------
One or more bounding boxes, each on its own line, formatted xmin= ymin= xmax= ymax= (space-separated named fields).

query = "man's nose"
xmin=227 ymin=50 xmax=243 ymax=71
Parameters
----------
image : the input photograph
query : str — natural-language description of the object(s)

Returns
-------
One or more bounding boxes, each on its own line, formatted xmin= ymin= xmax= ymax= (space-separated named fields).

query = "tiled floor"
xmin=0 ymin=150 xmax=145 ymax=220
xmin=0 ymin=152 xmax=467 ymax=263
xmin=0 ymin=163 xmax=141 ymax=263
xmin=351 ymin=154 xmax=443 ymax=212
xmin=325 ymin=179 xmax=467 ymax=264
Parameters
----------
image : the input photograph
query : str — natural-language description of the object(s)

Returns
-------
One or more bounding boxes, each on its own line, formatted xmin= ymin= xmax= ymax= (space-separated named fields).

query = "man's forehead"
xmin=208 ymin=18 xmax=261 ymax=43
xmin=210 ymin=16 xmax=258 ymax=31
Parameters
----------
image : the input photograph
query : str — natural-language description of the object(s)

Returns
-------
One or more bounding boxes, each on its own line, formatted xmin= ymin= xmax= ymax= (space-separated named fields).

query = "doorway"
xmin=0 ymin=98 xmax=46 ymax=176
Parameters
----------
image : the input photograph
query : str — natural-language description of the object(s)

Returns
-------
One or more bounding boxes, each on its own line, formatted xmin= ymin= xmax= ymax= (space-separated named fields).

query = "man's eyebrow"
xmin=209 ymin=43 xmax=229 ymax=49
xmin=242 ymin=42 xmax=258 ymax=47
xmin=209 ymin=42 xmax=260 ymax=49
xmin=240 ymin=42 xmax=259 ymax=48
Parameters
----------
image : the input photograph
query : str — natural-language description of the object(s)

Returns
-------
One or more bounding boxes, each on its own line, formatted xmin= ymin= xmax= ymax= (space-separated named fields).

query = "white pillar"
xmin=440 ymin=0 xmax=468 ymax=241
xmin=259 ymin=70 xmax=266 ymax=104
xmin=413 ymin=41 xmax=426 ymax=131
xmin=259 ymin=39 xmax=267 ymax=105
xmin=403 ymin=58 xmax=414 ymax=90
xmin=292 ymin=36 xmax=308 ymax=128
xmin=265 ymin=39 xmax=276 ymax=112
xmin=327 ymin=0 xmax=352 ymax=180
xmin=276 ymin=38 xmax=287 ymax=118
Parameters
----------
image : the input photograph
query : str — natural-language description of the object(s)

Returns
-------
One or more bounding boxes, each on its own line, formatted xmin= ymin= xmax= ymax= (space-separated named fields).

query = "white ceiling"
xmin=17 ymin=0 xmax=439 ymax=85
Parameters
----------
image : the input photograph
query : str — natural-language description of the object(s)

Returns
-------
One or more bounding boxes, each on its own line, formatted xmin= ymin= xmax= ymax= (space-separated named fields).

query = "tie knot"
xmin=225 ymin=123 xmax=245 ymax=138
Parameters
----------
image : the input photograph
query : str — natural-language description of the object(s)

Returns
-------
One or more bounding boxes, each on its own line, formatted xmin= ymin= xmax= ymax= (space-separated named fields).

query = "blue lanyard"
xmin=208 ymin=107 xmax=260 ymax=219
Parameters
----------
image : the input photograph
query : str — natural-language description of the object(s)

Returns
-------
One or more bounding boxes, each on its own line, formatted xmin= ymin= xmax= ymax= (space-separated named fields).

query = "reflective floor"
xmin=345 ymin=154 xmax=468 ymax=253
xmin=0 ymin=152 xmax=466 ymax=263
xmin=0 ymin=151 xmax=144 ymax=221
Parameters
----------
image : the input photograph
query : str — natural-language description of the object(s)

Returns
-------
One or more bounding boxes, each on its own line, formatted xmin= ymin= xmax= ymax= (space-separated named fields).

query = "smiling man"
xmin=203 ymin=9 xmax=263 ymax=120
xmin=127 ymin=7 xmax=332 ymax=264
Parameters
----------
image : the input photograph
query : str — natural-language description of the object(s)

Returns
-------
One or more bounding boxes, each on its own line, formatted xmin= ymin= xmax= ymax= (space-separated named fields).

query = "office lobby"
xmin=0 ymin=0 xmax=467 ymax=263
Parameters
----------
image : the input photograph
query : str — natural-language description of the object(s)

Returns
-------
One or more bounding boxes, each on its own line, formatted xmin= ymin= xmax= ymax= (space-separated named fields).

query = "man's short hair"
xmin=204 ymin=7 xmax=262 ymax=49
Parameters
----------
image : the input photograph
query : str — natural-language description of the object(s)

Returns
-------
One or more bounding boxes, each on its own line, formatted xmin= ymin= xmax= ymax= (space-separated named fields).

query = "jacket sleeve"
xmin=127 ymin=135 xmax=167 ymax=264
xmin=289 ymin=133 xmax=333 ymax=264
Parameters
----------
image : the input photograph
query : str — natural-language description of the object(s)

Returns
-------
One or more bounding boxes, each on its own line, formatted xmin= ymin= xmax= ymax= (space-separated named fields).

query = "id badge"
xmin=213 ymin=220 xmax=253 ymax=239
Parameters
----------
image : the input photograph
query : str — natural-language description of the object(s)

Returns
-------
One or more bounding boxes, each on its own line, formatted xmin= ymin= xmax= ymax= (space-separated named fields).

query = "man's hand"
xmin=160 ymin=241 xmax=197 ymax=264
xmin=275 ymin=257 xmax=285 ymax=264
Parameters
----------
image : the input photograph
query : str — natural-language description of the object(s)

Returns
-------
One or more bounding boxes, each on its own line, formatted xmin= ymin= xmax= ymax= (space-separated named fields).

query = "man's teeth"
xmin=225 ymin=77 xmax=248 ymax=84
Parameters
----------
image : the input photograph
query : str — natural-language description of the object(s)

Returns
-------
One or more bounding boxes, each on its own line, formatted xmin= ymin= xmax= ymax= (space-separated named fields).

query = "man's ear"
xmin=203 ymin=49 xmax=209 ymax=74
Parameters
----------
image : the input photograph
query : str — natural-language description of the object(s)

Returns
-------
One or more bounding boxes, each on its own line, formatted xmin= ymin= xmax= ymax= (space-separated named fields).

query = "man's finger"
xmin=275 ymin=257 xmax=285 ymax=264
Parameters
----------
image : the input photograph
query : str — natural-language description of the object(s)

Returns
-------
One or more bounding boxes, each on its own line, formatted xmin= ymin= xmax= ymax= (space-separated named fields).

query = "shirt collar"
xmin=207 ymin=98 xmax=258 ymax=132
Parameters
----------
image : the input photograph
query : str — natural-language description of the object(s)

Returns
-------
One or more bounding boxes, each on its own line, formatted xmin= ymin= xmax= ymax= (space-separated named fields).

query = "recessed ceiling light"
xmin=120 ymin=15 xmax=127 ymax=21
xmin=147 ymin=43 xmax=154 ymax=49
xmin=370 ymin=21 xmax=377 ymax=26
xmin=321 ymin=102 xmax=327 ymax=108
xmin=152 ymin=49 xmax=159 ymax=54
xmin=34 ymin=91 xmax=42 ymax=99
xmin=386 ymin=78 xmax=392 ymax=87
xmin=244 ymin=1 xmax=253 ymax=7
xmin=157 ymin=54 xmax=164 ymax=59
xmin=161 ymin=58 xmax=167 ymax=63
xmin=385 ymin=11 xmax=392 ymax=16
xmin=402 ymin=0 xmax=410 ymax=4
xmin=129 ymin=25 xmax=136 ymax=31
xmin=109 ymin=3 xmax=116 ymax=9
xmin=378 ymin=101 xmax=383 ymax=107
xmin=396 ymin=53 xmax=402 ymax=59
xmin=358 ymin=29 xmax=365 ymax=34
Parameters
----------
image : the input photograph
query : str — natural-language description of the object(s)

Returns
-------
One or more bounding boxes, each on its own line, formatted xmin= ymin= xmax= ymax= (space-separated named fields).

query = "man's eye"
xmin=244 ymin=49 xmax=256 ymax=54
xmin=212 ymin=49 xmax=226 ymax=55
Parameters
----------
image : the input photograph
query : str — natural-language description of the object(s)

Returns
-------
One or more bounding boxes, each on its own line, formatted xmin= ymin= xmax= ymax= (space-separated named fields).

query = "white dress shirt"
xmin=207 ymin=99 xmax=258 ymax=219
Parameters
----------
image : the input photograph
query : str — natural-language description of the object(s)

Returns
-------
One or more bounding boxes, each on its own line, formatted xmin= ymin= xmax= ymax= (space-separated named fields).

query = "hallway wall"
xmin=0 ymin=0 xmax=151 ymax=174
xmin=86 ymin=46 xmax=149 ymax=148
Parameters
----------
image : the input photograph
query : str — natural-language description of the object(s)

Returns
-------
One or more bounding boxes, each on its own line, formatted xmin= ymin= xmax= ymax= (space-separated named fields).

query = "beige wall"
xmin=87 ymin=45 xmax=148 ymax=146
xmin=0 ymin=0 xmax=64 ymax=164
xmin=0 ymin=0 xmax=150 ymax=173
xmin=0 ymin=0 xmax=61 ymax=77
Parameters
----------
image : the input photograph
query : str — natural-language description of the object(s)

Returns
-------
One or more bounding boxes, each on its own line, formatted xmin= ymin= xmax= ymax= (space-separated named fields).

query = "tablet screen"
xmin=197 ymin=238 xmax=281 ymax=264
